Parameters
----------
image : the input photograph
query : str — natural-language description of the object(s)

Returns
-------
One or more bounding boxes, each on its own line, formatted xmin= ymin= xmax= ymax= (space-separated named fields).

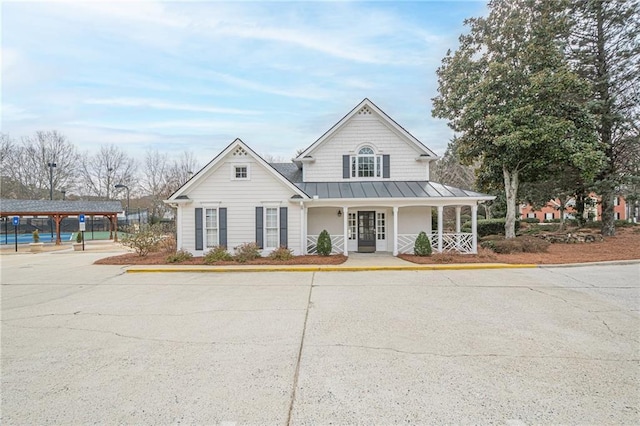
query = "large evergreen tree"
xmin=433 ymin=0 xmax=604 ymax=238
xmin=567 ymin=0 xmax=639 ymax=235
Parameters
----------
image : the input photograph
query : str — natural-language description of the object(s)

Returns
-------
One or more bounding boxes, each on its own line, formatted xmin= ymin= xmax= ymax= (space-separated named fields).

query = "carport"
xmin=0 ymin=199 xmax=123 ymax=245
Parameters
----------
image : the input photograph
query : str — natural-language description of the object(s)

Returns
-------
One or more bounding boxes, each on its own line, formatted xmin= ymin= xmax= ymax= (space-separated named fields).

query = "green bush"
xmin=76 ymin=232 xmax=83 ymax=243
xmin=615 ymin=220 xmax=637 ymax=228
xmin=316 ymin=230 xmax=332 ymax=256
xmin=121 ymin=224 xmax=164 ymax=256
xmin=269 ymin=246 xmax=294 ymax=261
xmin=481 ymin=236 xmax=549 ymax=254
xmin=166 ymin=249 xmax=193 ymax=263
xmin=204 ymin=246 xmax=232 ymax=263
xmin=32 ymin=230 xmax=40 ymax=243
xmin=462 ymin=218 xmax=521 ymax=237
xmin=234 ymin=242 xmax=261 ymax=263
xmin=414 ymin=231 xmax=432 ymax=256
xmin=460 ymin=214 xmax=472 ymax=224
xmin=522 ymin=217 xmax=540 ymax=224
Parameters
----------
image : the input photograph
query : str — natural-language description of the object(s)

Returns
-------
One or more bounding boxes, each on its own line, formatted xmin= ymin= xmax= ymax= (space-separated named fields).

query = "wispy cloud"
xmin=84 ymin=98 xmax=261 ymax=115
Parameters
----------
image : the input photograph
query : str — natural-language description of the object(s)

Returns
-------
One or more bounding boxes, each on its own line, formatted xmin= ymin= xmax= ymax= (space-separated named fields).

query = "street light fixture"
xmin=114 ymin=184 xmax=130 ymax=226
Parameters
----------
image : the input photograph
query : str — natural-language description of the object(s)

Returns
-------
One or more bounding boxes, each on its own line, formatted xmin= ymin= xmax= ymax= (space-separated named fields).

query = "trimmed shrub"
xmin=522 ymin=217 xmax=540 ymax=224
xmin=615 ymin=220 xmax=637 ymax=228
xmin=462 ymin=218 xmax=521 ymax=237
xmin=269 ymin=246 xmax=294 ymax=261
xmin=414 ymin=231 xmax=432 ymax=256
xmin=204 ymin=246 xmax=232 ymax=263
xmin=234 ymin=242 xmax=261 ymax=263
xmin=157 ymin=235 xmax=177 ymax=253
xmin=32 ymin=230 xmax=40 ymax=243
xmin=317 ymin=230 xmax=332 ymax=256
xmin=121 ymin=224 xmax=164 ymax=256
xmin=76 ymin=232 xmax=83 ymax=243
xmin=166 ymin=249 xmax=193 ymax=263
xmin=482 ymin=235 xmax=549 ymax=254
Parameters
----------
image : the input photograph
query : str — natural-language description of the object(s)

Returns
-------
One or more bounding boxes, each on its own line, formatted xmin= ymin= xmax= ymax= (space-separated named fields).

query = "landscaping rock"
xmin=537 ymin=232 xmax=604 ymax=244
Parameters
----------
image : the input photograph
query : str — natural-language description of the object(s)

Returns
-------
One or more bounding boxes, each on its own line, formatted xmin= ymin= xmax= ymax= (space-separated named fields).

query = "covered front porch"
xmin=301 ymin=203 xmax=481 ymax=256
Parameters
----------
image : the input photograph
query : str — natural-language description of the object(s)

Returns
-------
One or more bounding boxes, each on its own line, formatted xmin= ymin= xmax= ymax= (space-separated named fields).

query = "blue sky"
xmin=2 ymin=1 xmax=487 ymax=164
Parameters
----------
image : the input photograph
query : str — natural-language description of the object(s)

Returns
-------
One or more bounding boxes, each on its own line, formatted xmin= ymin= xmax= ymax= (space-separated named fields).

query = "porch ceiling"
xmin=295 ymin=181 xmax=492 ymax=200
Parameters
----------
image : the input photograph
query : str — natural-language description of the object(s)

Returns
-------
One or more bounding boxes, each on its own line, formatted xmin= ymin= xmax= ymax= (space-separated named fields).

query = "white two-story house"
xmin=165 ymin=99 xmax=494 ymax=256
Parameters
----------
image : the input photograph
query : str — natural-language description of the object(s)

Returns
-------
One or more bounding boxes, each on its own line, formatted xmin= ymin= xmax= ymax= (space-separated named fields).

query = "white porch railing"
xmin=306 ymin=235 xmax=345 ymax=255
xmin=397 ymin=233 xmax=474 ymax=254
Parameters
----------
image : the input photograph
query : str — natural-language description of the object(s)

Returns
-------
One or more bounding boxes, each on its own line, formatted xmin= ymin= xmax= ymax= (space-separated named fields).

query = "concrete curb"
xmin=125 ymin=263 xmax=540 ymax=273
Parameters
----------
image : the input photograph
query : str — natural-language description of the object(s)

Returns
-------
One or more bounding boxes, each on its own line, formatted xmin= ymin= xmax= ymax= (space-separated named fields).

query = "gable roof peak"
xmin=295 ymin=98 xmax=437 ymax=161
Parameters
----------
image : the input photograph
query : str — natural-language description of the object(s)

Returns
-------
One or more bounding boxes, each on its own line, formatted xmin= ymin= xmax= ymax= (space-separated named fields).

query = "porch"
xmin=306 ymin=232 xmax=475 ymax=255
xmin=300 ymin=203 xmax=480 ymax=256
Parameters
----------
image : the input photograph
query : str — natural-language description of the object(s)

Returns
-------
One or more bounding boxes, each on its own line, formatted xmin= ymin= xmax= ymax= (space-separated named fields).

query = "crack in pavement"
xmin=2 ymin=308 xmax=306 ymax=322
xmin=308 ymin=343 xmax=639 ymax=362
xmin=286 ymin=272 xmax=314 ymax=426
xmin=2 ymin=322 xmax=296 ymax=347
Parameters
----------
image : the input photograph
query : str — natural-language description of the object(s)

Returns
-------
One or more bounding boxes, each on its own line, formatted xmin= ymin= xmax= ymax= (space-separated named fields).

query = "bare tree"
xmin=431 ymin=140 xmax=476 ymax=189
xmin=140 ymin=148 xmax=170 ymax=219
xmin=2 ymin=131 xmax=79 ymax=199
xmin=166 ymin=151 xmax=199 ymax=195
xmin=79 ymin=144 xmax=136 ymax=199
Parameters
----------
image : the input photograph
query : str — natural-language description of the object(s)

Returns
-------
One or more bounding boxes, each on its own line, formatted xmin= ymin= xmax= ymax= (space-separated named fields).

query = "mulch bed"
xmin=95 ymin=227 xmax=640 ymax=266
xmin=399 ymin=227 xmax=640 ymax=265
xmin=94 ymin=252 xmax=347 ymax=266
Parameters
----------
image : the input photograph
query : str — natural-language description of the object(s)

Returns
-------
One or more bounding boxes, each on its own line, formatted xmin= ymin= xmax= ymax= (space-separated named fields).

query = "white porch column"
xmin=437 ymin=205 xmax=443 ymax=253
xmin=343 ymin=206 xmax=349 ymax=256
xmin=426 ymin=206 xmax=432 ymax=235
xmin=176 ymin=206 xmax=183 ymax=250
xmin=455 ymin=206 xmax=461 ymax=233
xmin=471 ymin=204 xmax=478 ymax=254
xmin=300 ymin=202 xmax=306 ymax=255
xmin=393 ymin=206 xmax=399 ymax=256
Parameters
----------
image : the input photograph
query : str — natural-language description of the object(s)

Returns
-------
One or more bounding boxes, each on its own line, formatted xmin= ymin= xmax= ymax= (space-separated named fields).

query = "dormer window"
xmin=351 ymin=146 xmax=381 ymax=178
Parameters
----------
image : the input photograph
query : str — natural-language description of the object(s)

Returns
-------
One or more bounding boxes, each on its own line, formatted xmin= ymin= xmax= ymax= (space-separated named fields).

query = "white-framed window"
xmin=545 ymin=212 xmax=554 ymax=220
xmin=614 ymin=197 xmax=619 ymax=206
xmin=232 ymin=164 xmax=250 ymax=180
xmin=265 ymin=207 xmax=279 ymax=249
xmin=205 ymin=208 xmax=218 ymax=248
xmin=348 ymin=213 xmax=356 ymax=240
xmin=615 ymin=212 xmax=621 ymax=219
xmin=527 ymin=212 xmax=536 ymax=219
xmin=351 ymin=146 xmax=381 ymax=178
xmin=376 ymin=212 xmax=385 ymax=240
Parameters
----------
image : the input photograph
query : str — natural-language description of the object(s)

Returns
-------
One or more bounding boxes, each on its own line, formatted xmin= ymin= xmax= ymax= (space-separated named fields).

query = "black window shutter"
xmin=279 ymin=207 xmax=288 ymax=248
xmin=383 ymin=154 xmax=390 ymax=178
xmin=343 ymin=155 xmax=350 ymax=179
xmin=219 ymin=208 xmax=227 ymax=248
xmin=195 ymin=208 xmax=203 ymax=250
xmin=255 ymin=207 xmax=264 ymax=249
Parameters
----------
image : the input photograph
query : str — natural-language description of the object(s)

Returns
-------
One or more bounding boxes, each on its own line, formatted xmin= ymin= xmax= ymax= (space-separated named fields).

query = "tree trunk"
xmin=503 ymin=167 xmax=519 ymax=239
xmin=558 ymin=196 xmax=566 ymax=232
xmin=600 ymin=190 xmax=616 ymax=236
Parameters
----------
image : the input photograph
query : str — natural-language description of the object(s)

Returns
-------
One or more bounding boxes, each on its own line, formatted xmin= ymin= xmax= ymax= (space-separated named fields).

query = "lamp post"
xmin=48 ymin=162 xmax=56 ymax=241
xmin=115 ymin=184 xmax=130 ymax=226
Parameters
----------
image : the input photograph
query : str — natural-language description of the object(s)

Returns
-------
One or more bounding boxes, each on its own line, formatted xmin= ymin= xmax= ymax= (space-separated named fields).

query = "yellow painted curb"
xmin=125 ymin=264 xmax=539 ymax=273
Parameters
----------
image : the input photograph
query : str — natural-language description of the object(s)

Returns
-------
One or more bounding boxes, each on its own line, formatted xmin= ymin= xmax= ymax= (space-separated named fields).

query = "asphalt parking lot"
xmin=1 ymin=251 xmax=639 ymax=424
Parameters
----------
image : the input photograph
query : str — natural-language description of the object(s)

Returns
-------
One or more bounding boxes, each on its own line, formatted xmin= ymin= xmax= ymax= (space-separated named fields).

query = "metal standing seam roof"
xmin=0 ymin=199 xmax=123 ymax=214
xmin=294 ymin=181 xmax=490 ymax=199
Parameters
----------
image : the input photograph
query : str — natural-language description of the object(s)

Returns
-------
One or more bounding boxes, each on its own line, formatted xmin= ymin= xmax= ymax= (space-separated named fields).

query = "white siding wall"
xmin=178 ymin=152 xmax=301 ymax=256
xmin=398 ymin=207 xmax=431 ymax=234
xmin=304 ymin=113 xmax=430 ymax=181
xmin=307 ymin=207 xmax=342 ymax=235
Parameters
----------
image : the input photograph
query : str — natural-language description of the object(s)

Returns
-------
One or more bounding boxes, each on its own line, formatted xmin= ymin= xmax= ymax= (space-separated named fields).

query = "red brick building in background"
xmin=520 ymin=195 xmax=636 ymax=222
